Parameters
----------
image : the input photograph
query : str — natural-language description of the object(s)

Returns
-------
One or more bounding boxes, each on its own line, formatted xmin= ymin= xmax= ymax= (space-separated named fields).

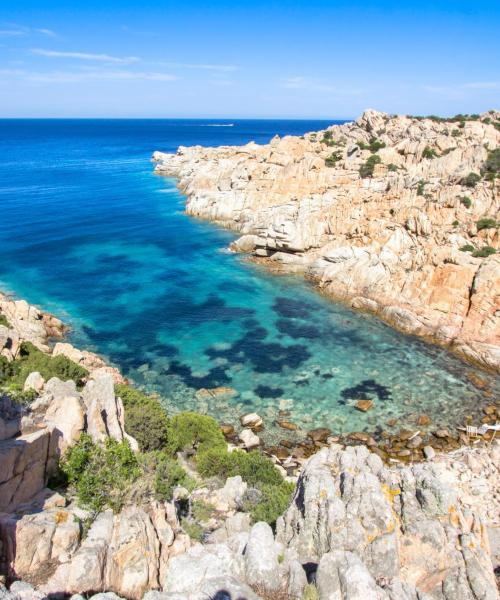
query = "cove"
xmin=0 ymin=119 xmax=497 ymax=441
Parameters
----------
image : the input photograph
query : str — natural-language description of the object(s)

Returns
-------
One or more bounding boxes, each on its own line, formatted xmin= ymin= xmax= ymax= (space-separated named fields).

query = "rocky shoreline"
xmin=1 ymin=291 xmax=500 ymax=598
xmin=153 ymin=109 xmax=500 ymax=372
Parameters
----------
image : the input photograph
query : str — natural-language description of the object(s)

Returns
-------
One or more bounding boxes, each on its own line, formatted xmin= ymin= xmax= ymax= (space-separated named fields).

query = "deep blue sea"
xmin=0 ymin=119 xmax=497 ymax=441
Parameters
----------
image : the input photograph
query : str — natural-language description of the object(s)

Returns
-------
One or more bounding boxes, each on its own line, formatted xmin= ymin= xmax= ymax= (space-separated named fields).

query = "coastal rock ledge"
xmin=153 ymin=109 xmax=500 ymax=371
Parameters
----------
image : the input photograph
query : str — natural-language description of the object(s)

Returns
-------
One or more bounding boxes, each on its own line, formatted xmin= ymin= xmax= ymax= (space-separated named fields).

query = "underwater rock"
xmin=355 ymin=399 xmax=374 ymax=412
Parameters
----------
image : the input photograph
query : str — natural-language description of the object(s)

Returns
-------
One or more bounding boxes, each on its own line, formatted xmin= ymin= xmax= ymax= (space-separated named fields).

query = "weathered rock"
xmin=0 ymin=429 xmax=50 ymax=512
xmin=244 ymin=522 xmax=282 ymax=591
xmin=239 ymin=428 xmax=260 ymax=449
xmin=153 ymin=111 xmax=500 ymax=371
xmin=240 ymin=413 xmax=263 ymax=429
xmin=23 ymin=372 xmax=45 ymax=393
xmin=276 ymin=444 xmax=499 ymax=599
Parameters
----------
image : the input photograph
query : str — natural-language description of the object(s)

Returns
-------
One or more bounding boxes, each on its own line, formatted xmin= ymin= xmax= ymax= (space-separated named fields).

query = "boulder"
xmin=238 ymin=428 xmax=260 ymax=449
xmin=23 ymin=371 xmax=45 ymax=393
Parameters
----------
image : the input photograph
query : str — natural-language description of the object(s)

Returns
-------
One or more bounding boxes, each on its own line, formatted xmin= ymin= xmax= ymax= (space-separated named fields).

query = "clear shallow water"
xmin=0 ymin=119 xmax=497 ymax=442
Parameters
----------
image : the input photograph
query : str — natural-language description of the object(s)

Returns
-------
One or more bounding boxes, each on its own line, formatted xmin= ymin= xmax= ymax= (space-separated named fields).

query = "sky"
xmin=0 ymin=0 xmax=499 ymax=118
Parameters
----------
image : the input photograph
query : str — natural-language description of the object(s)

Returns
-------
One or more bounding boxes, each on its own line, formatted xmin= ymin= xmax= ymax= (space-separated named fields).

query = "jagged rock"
xmin=0 ymin=507 xmax=81 ymax=581
xmin=0 ymin=429 xmax=50 ymax=512
xmin=212 ymin=476 xmax=248 ymax=511
xmin=276 ymin=444 xmax=499 ymax=599
xmin=82 ymin=374 xmax=137 ymax=449
xmin=162 ymin=543 xmax=244 ymax=595
xmin=244 ymin=522 xmax=282 ymax=590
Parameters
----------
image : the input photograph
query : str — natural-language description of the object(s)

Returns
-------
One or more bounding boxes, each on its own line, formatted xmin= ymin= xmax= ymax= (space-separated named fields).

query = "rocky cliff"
xmin=153 ymin=110 xmax=500 ymax=371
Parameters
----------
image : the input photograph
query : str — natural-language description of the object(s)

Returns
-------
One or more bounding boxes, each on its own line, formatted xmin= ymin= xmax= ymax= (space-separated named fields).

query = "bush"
xmin=358 ymin=137 xmax=385 ymax=153
xmin=116 ymin=384 xmax=169 ymax=452
xmin=167 ymin=412 xmax=226 ymax=456
xmin=459 ymin=244 xmax=474 ymax=252
xmin=61 ymin=434 xmax=139 ymax=513
xmin=197 ymin=448 xmax=284 ymax=487
xmin=359 ymin=154 xmax=381 ymax=178
xmin=244 ymin=481 xmax=295 ymax=527
xmin=482 ymin=148 xmax=500 ymax=180
xmin=452 ymin=220 xmax=459 ymax=227
xmin=472 ymin=246 xmax=496 ymax=258
xmin=387 ymin=163 xmax=398 ymax=172
xmin=451 ymin=129 xmax=461 ymax=137
xmin=476 ymin=217 xmax=498 ymax=231
xmin=0 ymin=314 xmax=10 ymax=328
xmin=459 ymin=196 xmax=472 ymax=208
xmin=461 ymin=172 xmax=481 ymax=188
xmin=7 ymin=342 xmax=88 ymax=388
xmin=325 ymin=151 xmax=342 ymax=167
xmin=422 ymin=146 xmax=438 ymax=159
xmin=416 ymin=180 xmax=426 ymax=196
xmin=147 ymin=451 xmax=193 ymax=501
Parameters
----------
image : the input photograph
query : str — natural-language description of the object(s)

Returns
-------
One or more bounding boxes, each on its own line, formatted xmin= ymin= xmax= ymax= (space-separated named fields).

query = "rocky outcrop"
xmin=277 ymin=443 xmax=499 ymax=599
xmin=153 ymin=110 xmax=500 ymax=371
xmin=0 ymin=373 xmax=135 ymax=513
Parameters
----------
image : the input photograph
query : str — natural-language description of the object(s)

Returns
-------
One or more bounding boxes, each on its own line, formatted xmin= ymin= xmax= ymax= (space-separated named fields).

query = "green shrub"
xmin=191 ymin=499 xmax=217 ymax=522
xmin=116 ymin=384 xmax=170 ymax=452
xmin=459 ymin=244 xmax=474 ymax=252
xmin=359 ymin=154 xmax=381 ymax=178
xmin=452 ymin=220 xmax=459 ymax=227
xmin=422 ymin=146 xmax=438 ymax=159
xmin=476 ymin=217 xmax=498 ymax=231
xmin=459 ymin=196 xmax=472 ymax=208
xmin=451 ymin=129 xmax=461 ymax=137
xmin=472 ymin=246 xmax=496 ymax=258
xmin=461 ymin=172 xmax=481 ymax=188
xmin=0 ymin=314 xmax=10 ymax=328
xmin=416 ymin=180 xmax=426 ymax=196
xmin=482 ymin=148 xmax=500 ymax=180
xmin=7 ymin=388 xmax=37 ymax=406
xmin=167 ymin=412 xmax=226 ymax=456
xmin=387 ymin=163 xmax=398 ymax=172
xmin=61 ymin=434 xmax=139 ymax=513
xmin=358 ymin=137 xmax=386 ymax=153
xmin=244 ymin=481 xmax=295 ymax=527
xmin=180 ymin=518 xmax=204 ymax=542
xmin=148 ymin=451 xmax=193 ymax=501
xmin=197 ymin=448 xmax=284 ymax=487
xmin=8 ymin=342 xmax=88 ymax=388
xmin=325 ymin=151 xmax=342 ymax=167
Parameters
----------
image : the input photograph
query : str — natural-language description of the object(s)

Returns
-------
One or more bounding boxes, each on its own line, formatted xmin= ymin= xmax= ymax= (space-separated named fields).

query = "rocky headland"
xmin=1 ymin=292 xmax=499 ymax=599
xmin=153 ymin=110 xmax=500 ymax=372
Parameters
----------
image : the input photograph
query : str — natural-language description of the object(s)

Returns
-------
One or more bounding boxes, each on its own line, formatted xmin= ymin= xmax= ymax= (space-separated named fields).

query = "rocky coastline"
xmin=1 ymin=288 xmax=500 ymax=599
xmin=153 ymin=109 xmax=500 ymax=373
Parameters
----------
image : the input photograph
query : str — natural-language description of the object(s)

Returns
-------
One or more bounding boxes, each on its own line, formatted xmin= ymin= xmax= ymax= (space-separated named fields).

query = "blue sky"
xmin=1 ymin=0 xmax=499 ymax=118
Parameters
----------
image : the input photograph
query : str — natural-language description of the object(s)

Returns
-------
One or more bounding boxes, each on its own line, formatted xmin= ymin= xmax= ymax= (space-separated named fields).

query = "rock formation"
xmin=153 ymin=110 xmax=500 ymax=371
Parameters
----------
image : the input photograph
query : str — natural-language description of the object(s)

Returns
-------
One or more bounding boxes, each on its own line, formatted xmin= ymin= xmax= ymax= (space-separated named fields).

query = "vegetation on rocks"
xmin=358 ymin=137 xmax=386 ymax=152
xmin=0 ymin=313 xmax=10 ymax=327
xmin=0 ymin=341 xmax=88 ymax=390
xmin=167 ymin=411 xmax=227 ymax=455
xmin=116 ymin=384 xmax=169 ymax=451
xmin=472 ymin=246 xmax=496 ymax=258
xmin=476 ymin=217 xmax=498 ymax=231
xmin=459 ymin=195 xmax=472 ymax=208
xmin=459 ymin=244 xmax=475 ymax=253
xmin=197 ymin=447 xmax=294 ymax=526
xmin=482 ymin=147 xmax=500 ymax=180
xmin=461 ymin=172 xmax=481 ymax=188
xmin=62 ymin=433 xmax=140 ymax=513
xmin=422 ymin=146 xmax=438 ymax=159
xmin=324 ymin=151 xmax=342 ymax=167
xmin=359 ymin=154 xmax=381 ymax=178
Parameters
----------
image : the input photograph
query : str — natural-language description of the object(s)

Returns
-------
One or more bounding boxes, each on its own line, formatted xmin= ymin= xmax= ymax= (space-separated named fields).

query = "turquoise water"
xmin=0 ymin=119 xmax=497 ymax=441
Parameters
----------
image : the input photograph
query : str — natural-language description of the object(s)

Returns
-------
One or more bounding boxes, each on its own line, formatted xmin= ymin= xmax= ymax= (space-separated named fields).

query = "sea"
xmin=0 ymin=118 xmax=497 ymax=441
